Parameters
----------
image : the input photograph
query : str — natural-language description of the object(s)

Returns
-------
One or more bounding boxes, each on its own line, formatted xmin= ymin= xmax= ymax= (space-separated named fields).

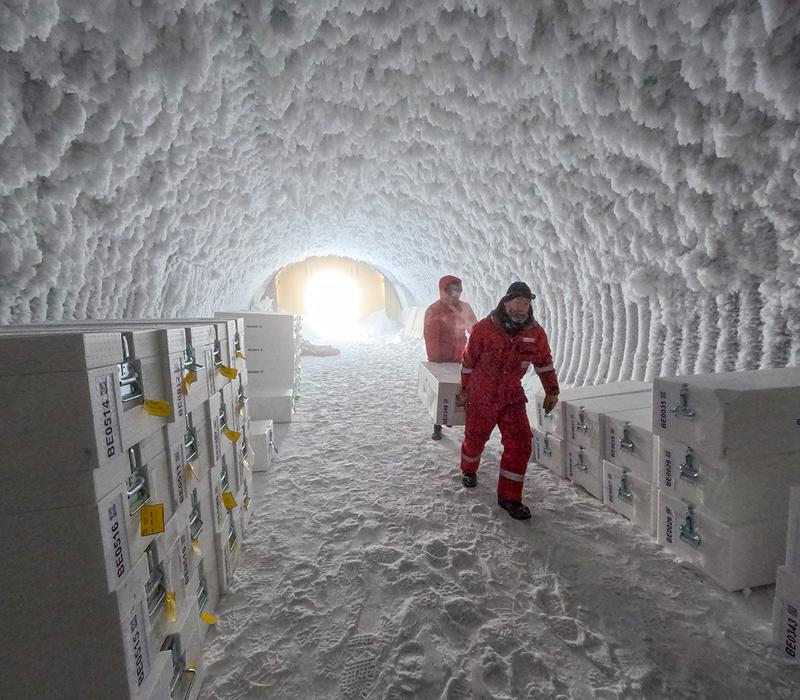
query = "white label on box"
xmin=98 ymin=489 xmax=131 ymax=592
xmin=664 ymin=504 xmax=675 ymax=545
xmin=657 ymin=390 xmax=669 ymax=431
xmin=171 ymin=440 xmax=186 ymax=506
xmin=90 ymin=370 xmax=121 ymax=462
xmin=609 ymin=427 xmax=618 ymax=461
xmin=123 ymin=598 xmax=151 ymax=693
xmin=778 ymin=599 xmax=799 ymax=660
xmin=179 ymin=528 xmax=191 ymax=586
xmin=171 ymin=355 xmax=185 ymax=420
xmin=662 ymin=446 xmax=675 ymax=488
xmin=606 ymin=471 xmax=616 ymax=505
xmin=205 ymin=348 xmax=215 ymax=396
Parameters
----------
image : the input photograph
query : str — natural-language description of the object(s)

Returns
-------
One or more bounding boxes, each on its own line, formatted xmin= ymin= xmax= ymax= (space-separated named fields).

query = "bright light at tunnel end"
xmin=304 ymin=270 xmax=362 ymax=340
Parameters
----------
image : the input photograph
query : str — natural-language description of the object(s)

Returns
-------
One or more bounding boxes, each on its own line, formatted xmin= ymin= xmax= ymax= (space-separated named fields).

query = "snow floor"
xmin=199 ymin=336 xmax=800 ymax=700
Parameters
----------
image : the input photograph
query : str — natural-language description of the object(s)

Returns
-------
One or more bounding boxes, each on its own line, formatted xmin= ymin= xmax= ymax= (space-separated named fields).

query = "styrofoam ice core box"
xmin=656 ymin=489 xmax=788 ymax=591
xmin=773 ymin=565 xmax=800 ymax=662
xmin=417 ymin=361 xmax=465 ymax=427
xmin=657 ymin=435 xmax=800 ymax=525
xmin=653 ymin=367 xmax=800 ymax=459
xmin=564 ymin=392 xmax=653 ymax=450
xmin=248 ymin=389 xmax=294 ymax=423
xmin=565 ymin=442 xmax=603 ymax=500
xmin=787 ymin=487 xmax=800 ymax=574
xmin=532 ymin=428 xmax=565 ymax=478
xmin=527 ymin=380 xmax=652 ymax=440
xmin=248 ymin=419 xmax=275 ymax=473
xmin=603 ymin=407 xmax=657 ymax=482
xmin=603 ymin=460 xmax=656 ymax=536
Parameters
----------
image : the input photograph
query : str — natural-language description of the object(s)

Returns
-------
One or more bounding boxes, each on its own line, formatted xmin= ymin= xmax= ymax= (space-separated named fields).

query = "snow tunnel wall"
xmin=1 ymin=1 xmax=799 ymax=385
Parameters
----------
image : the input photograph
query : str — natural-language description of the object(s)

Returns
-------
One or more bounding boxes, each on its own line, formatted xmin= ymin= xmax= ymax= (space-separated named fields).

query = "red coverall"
xmin=460 ymin=314 xmax=559 ymax=501
xmin=423 ymin=275 xmax=477 ymax=362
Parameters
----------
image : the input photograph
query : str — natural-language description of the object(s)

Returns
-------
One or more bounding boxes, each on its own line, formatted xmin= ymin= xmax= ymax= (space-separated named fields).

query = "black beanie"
xmin=503 ymin=281 xmax=535 ymax=301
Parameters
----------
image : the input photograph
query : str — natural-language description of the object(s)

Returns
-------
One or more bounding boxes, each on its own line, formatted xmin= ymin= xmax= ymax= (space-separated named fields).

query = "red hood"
xmin=438 ymin=275 xmax=462 ymax=301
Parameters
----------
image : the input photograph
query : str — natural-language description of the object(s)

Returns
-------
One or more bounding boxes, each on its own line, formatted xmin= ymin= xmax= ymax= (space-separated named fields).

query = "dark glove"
xmin=543 ymin=392 xmax=558 ymax=414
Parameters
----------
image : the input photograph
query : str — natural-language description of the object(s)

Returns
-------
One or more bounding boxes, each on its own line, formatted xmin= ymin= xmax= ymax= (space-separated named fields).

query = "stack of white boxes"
xmin=0 ymin=317 xmax=252 ymax=699
xmin=216 ymin=311 xmax=302 ymax=423
xmin=652 ymin=367 xmax=800 ymax=591
xmin=417 ymin=362 xmax=466 ymax=427
xmin=774 ymin=487 xmax=800 ymax=661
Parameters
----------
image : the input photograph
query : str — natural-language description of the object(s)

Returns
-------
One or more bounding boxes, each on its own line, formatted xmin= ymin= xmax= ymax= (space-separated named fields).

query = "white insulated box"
xmin=653 ymin=367 xmax=800 ymax=459
xmin=532 ymin=428 xmax=566 ymax=479
xmin=565 ymin=443 xmax=603 ymax=500
xmin=527 ymin=380 xmax=652 ymax=440
xmin=248 ymin=389 xmax=295 ymax=423
xmin=248 ymin=420 xmax=275 ymax=473
xmin=785 ymin=487 xmax=800 ymax=574
xmin=603 ymin=460 xmax=656 ymax=536
xmin=564 ymin=392 xmax=653 ymax=450
xmin=656 ymin=489 xmax=788 ymax=591
xmin=656 ymin=435 xmax=800 ymax=525
xmin=773 ymin=566 xmax=800 ymax=663
xmin=417 ymin=361 xmax=466 ymax=427
xmin=603 ymin=407 xmax=657 ymax=483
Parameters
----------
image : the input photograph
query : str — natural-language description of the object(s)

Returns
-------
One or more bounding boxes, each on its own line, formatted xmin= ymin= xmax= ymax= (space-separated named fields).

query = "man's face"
xmin=504 ymin=296 xmax=531 ymax=323
xmin=445 ymin=283 xmax=462 ymax=304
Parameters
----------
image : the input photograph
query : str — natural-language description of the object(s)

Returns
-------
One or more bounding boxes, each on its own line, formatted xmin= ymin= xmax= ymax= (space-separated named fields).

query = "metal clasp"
xmin=670 ymin=383 xmax=696 ymax=419
xmin=618 ymin=471 xmax=633 ymax=503
xmin=127 ymin=447 xmax=150 ymax=516
xmin=118 ymin=335 xmax=143 ymax=404
xmin=679 ymin=446 xmax=700 ymax=483
xmin=218 ymin=404 xmax=228 ymax=432
xmin=227 ymin=512 xmax=238 ymax=552
xmin=212 ymin=337 xmax=223 ymax=368
xmin=220 ymin=455 xmax=229 ymax=492
xmin=145 ymin=544 xmax=166 ymax=616
xmin=189 ymin=489 xmax=204 ymax=539
xmin=197 ymin=561 xmax=209 ymax=611
xmin=620 ymin=421 xmax=635 ymax=453
xmin=679 ymin=504 xmax=702 ymax=548
xmin=184 ymin=413 xmax=199 ymax=463
xmin=575 ymin=406 xmax=588 ymax=433
xmin=542 ymin=433 xmax=552 ymax=457
xmin=575 ymin=447 xmax=588 ymax=471
xmin=183 ymin=344 xmax=204 ymax=371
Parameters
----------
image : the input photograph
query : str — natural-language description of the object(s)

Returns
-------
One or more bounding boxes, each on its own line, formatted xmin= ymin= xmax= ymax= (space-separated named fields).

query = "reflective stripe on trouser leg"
xmin=496 ymin=401 xmax=533 ymax=501
xmin=460 ymin=401 xmax=497 ymax=475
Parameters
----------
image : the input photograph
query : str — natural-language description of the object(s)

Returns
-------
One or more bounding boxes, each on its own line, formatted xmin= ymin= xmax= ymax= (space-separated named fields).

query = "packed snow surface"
xmin=199 ymin=337 xmax=800 ymax=700
xmin=3 ymin=1 xmax=800 ymax=382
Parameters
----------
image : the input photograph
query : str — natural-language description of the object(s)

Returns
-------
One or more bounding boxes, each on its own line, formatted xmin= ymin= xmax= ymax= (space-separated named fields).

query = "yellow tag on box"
xmin=143 ymin=399 xmax=171 ymax=417
xmin=192 ymin=538 xmax=202 ymax=555
xmin=222 ymin=427 xmax=241 ymax=443
xmin=140 ymin=504 xmax=165 ymax=536
xmin=235 ymin=350 xmax=246 ymax=360
xmin=222 ymin=491 xmax=237 ymax=510
xmin=165 ymin=592 xmax=177 ymax=623
xmin=200 ymin=612 xmax=218 ymax=625
xmin=219 ymin=365 xmax=238 ymax=380
xmin=185 ymin=461 xmax=197 ymax=480
xmin=181 ymin=371 xmax=197 ymax=395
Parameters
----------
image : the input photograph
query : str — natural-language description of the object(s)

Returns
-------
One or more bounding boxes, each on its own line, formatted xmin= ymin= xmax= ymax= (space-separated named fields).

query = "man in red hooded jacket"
xmin=423 ymin=275 xmax=477 ymax=440
xmin=459 ymin=282 xmax=559 ymax=520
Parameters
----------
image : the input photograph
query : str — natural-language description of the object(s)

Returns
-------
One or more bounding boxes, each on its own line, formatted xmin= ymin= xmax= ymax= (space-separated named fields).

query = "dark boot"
xmin=498 ymin=497 xmax=531 ymax=520
xmin=461 ymin=472 xmax=477 ymax=488
xmin=431 ymin=424 xmax=442 ymax=441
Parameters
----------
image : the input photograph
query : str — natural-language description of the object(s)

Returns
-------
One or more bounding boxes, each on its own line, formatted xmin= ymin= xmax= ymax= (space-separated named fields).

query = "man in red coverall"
xmin=459 ymin=282 xmax=559 ymax=520
xmin=423 ymin=275 xmax=477 ymax=440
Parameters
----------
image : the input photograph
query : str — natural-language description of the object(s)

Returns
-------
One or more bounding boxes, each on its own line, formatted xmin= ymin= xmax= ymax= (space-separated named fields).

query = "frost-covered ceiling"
xmin=1 ymin=1 xmax=799 ymax=384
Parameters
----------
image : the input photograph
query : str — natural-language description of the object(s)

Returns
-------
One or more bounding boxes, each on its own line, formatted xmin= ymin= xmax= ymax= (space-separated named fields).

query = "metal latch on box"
xmin=145 ymin=544 xmax=167 ymax=616
xmin=679 ymin=446 xmax=700 ymax=483
xmin=212 ymin=338 xmax=223 ymax=368
xmin=162 ymin=634 xmax=197 ymax=700
xmin=679 ymin=505 xmax=702 ymax=548
xmin=620 ymin=421 xmax=635 ymax=453
xmin=671 ymin=383 xmax=696 ymax=420
xmin=189 ymin=492 xmax=204 ymax=540
xmin=574 ymin=447 xmax=588 ymax=472
xmin=118 ymin=335 xmax=143 ymax=404
xmin=575 ymin=407 xmax=588 ymax=433
xmin=197 ymin=561 xmax=209 ymax=612
xmin=542 ymin=433 xmax=552 ymax=457
xmin=127 ymin=447 xmax=151 ymax=516
xmin=183 ymin=345 xmax=204 ymax=372
xmin=184 ymin=426 xmax=199 ymax=463
xmin=227 ymin=513 xmax=238 ymax=552
xmin=220 ymin=456 xmax=229 ymax=492
xmin=618 ymin=471 xmax=633 ymax=503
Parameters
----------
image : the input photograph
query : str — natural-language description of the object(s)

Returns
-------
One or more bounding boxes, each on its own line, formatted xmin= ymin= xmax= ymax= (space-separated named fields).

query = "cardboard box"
xmin=532 ymin=428 xmax=566 ymax=478
xmin=417 ymin=362 xmax=465 ymax=427
xmin=656 ymin=489 xmax=787 ymax=591
xmin=527 ymin=381 xmax=651 ymax=440
xmin=653 ymin=367 xmax=800 ymax=459
xmin=657 ymin=436 xmax=800 ymax=525
xmin=603 ymin=407 xmax=657 ymax=482
xmin=772 ymin=565 xmax=800 ymax=662
xmin=603 ymin=460 xmax=656 ymax=536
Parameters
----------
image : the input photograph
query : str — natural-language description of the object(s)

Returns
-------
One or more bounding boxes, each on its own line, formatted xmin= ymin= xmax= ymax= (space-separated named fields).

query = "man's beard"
xmin=508 ymin=310 xmax=528 ymax=323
